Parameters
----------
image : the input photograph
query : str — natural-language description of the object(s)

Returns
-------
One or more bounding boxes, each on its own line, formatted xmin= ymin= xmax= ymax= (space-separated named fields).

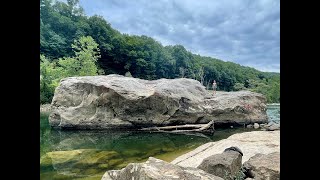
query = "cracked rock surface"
xmin=49 ymin=74 xmax=268 ymax=129
xmin=101 ymin=157 xmax=223 ymax=180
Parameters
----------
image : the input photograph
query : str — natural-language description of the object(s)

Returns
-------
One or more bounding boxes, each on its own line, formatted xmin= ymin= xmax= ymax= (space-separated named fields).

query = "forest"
xmin=40 ymin=0 xmax=280 ymax=104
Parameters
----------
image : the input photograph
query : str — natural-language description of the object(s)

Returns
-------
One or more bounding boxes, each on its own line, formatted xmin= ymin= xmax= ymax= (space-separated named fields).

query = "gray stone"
xmin=49 ymin=75 xmax=268 ymax=129
xmin=246 ymin=124 xmax=253 ymax=128
xmin=224 ymin=146 xmax=243 ymax=156
xmin=243 ymin=152 xmax=280 ymax=180
xmin=266 ymin=122 xmax=275 ymax=127
xmin=259 ymin=123 xmax=266 ymax=128
xmin=266 ymin=123 xmax=280 ymax=131
xmin=101 ymin=157 xmax=223 ymax=180
xmin=253 ymin=123 xmax=259 ymax=129
xmin=198 ymin=151 xmax=242 ymax=179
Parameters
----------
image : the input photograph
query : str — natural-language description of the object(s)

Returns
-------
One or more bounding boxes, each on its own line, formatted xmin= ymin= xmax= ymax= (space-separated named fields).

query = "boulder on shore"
xmin=101 ymin=157 xmax=223 ymax=180
xmin=198 ymin=150 xmax=242 ymax=179
xmin=49 ymin=75 xmax=268 ymax=129
xmin=243 ymin=152 xmax=280 ymax=180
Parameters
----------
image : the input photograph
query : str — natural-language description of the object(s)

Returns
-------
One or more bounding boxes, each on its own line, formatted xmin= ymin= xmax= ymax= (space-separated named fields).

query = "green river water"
xmin=40 ymin=104 xmax=280 ymax=180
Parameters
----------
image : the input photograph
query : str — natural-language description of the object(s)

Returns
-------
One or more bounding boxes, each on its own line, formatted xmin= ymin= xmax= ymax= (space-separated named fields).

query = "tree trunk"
xmin=140 ymin=120 xmax=214 ymax=134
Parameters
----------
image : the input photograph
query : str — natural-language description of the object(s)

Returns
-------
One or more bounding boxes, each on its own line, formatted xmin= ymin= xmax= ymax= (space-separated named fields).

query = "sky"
xmin=78 ymin=0 xmax=280 ymax=73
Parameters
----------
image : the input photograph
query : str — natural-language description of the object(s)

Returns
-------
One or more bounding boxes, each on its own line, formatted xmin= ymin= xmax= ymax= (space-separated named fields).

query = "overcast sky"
xmin=78 ymin=0 xmax=280 ymax=72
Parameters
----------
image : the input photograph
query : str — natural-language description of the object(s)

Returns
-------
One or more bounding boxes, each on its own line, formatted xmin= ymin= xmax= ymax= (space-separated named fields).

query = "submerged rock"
xmin=172 ymin=131 xmax=279 ymax=167
xmin=49 ymin=75 xmax=268 ymax=129
xmin=243 ymin=152 xmax=280 ymax=180
xmin=40 ymin=149 xmax=123 ymax=175
xmin=101 ymin=157 xmax=223 ymax=180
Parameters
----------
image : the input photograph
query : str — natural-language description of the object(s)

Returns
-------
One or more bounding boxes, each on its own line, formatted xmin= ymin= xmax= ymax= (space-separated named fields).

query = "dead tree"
xmin=140 ymin=120 xmax=214 ymax=134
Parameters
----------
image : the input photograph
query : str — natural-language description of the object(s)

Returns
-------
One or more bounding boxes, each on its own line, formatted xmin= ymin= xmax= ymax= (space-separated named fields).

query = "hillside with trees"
xmin=40 ymin=0 xmax=280 ymax=104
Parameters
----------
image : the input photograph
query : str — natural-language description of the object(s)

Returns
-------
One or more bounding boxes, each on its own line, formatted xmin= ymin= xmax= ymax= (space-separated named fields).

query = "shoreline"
xmin=100 ymin=130 xmax=280 ymax=180
xmin=40 ymin=108 xmax=279 ymax=179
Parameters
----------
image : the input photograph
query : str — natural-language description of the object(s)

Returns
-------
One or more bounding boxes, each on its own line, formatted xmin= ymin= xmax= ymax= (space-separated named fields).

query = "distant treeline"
xmin=40 ymin=0 xmax=280 ymax=104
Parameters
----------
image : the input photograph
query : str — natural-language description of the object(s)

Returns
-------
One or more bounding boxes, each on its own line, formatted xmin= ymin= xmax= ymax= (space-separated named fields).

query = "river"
xmin=40 ymin=104 xmax=280 ymax=180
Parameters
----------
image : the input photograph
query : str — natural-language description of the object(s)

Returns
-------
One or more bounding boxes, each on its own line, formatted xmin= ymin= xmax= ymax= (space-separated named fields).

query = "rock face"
xmin=172 ymin=131 xmax=280 ymax=167
xmin=49 ymin=75 xmax=268 ymax=129
xmin=243 ymin=152 xmax=280 ymax=180
xmin=102 ymin=157 xmax=223 ymax=180
xmin=198 ymin=150 xmax=242 ymax=179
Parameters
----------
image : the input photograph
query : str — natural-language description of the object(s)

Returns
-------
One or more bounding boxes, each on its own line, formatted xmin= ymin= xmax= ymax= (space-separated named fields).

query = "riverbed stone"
xmin=198 ymin=150 xmax=242 ymax=179
xmin=40 ymin=149 xmax=122 ymax=172
xmin=259 ymin=123 xmax=266 ymax=128
xmin=243 ymin=152 xmax=280 ymax=180
xmin=49 ymin=75 xmax=268 ymax=129
xmin=247 ymin=124 xmax=253 ymax=128
xmin=266 ymin=123 xmax=280 ymax=131
xmin=102 ymin=157 xmax=223 ymax=180
xmin=253 ymin=123 xmax=259 ymax=129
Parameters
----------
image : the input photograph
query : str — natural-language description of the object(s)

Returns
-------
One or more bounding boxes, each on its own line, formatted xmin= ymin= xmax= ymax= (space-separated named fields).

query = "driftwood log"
xmin=140 ymin=120 xmax=214 ymax=134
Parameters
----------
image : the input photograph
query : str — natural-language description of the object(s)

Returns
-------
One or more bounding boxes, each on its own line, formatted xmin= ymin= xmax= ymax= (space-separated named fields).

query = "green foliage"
xmin=233 ymin=83 xmax=246 ymax=91
xmin=57 ymin=36 xmax=100 ymax=77
xmin=40 ymin=0 xmax=280 ymax=104
xmin=125 ymin=71 xmax=133 ymax=77
xmin=40 ymin=36 xmax=101 ymax=104
xmin=40 ymin=55 xmax=62 ymax=104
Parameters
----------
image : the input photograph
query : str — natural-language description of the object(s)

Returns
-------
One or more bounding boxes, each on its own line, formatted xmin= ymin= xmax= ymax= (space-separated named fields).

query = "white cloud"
xmin=79 ymin=0 xmax=280 ymax=72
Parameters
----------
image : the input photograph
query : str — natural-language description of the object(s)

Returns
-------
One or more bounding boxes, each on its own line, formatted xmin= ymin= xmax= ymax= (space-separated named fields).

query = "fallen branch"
xmin=140 ymin=120 xmax=214 ymax=134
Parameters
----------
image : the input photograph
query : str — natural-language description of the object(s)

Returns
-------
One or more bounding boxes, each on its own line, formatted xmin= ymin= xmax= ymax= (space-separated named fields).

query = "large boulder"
xmin=102 ymin=157 xmax=223 ymax=180
xmin=243 ymin=152 xmax=280 ymax=180
xmin=172 ymin=131 xmax=280 ymax=167
xmin=49 ymin=75 xmax=268 ymax=129
xmin=198 ymin=150 xmax=242 ymax=180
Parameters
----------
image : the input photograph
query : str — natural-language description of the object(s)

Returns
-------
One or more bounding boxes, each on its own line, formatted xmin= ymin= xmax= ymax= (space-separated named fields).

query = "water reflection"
xmin=40 ymin=104 xmax=280 ymax=180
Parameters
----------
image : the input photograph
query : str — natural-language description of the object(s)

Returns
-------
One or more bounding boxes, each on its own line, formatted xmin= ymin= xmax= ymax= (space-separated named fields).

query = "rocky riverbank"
xmin=172 ymin=130 xmax=279 ymax=166
xmin=101 ymin=130 xmax=280 ymax=180
xmin=48 ymin=74 xmax=268 ymax=129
